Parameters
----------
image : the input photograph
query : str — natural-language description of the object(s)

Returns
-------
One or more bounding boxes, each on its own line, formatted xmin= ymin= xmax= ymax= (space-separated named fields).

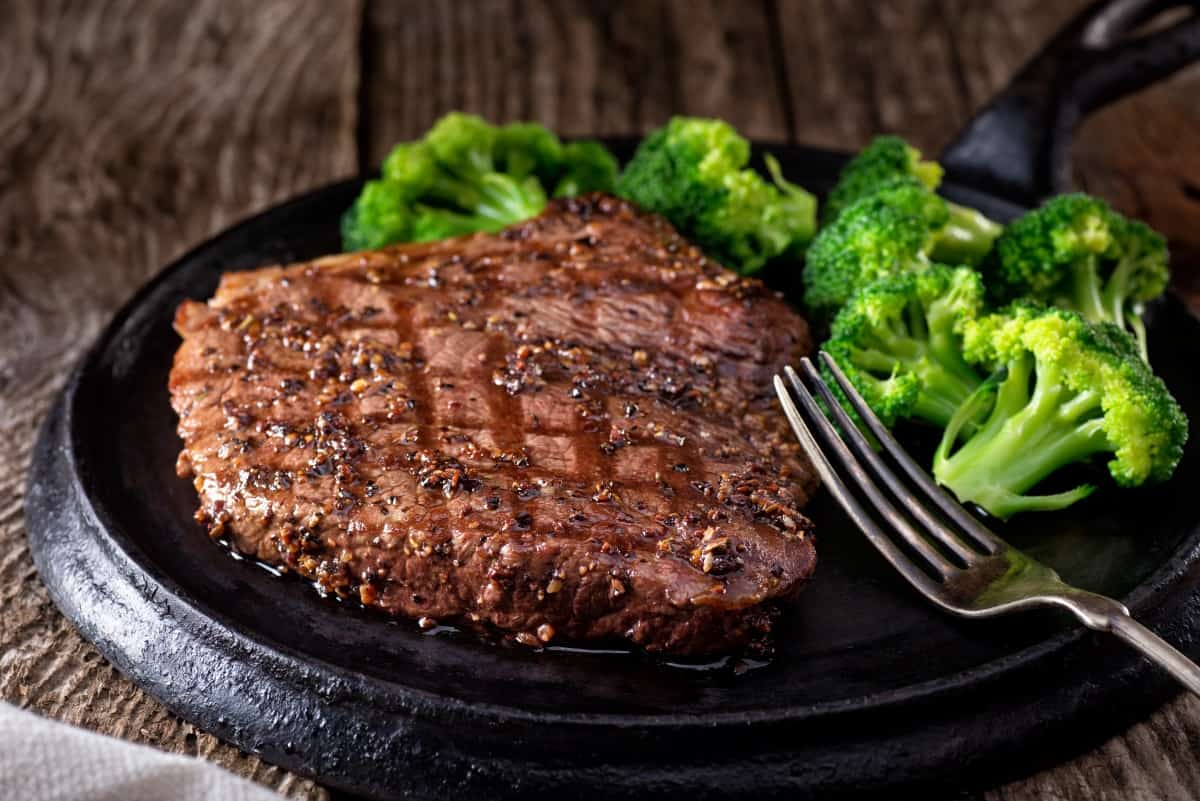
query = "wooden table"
xmin=2 ymin=2 xmax=1198 ymax=798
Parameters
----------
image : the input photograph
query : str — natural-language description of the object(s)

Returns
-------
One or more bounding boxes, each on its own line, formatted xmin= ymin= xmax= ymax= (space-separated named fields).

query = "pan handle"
xmin=940 ymin=0 xmax=1200 ymax=206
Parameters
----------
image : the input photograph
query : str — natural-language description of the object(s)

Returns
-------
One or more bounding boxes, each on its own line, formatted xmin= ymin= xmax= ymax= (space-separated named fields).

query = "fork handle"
xmin=1109 ymin=614 xmax=1200 ymax=696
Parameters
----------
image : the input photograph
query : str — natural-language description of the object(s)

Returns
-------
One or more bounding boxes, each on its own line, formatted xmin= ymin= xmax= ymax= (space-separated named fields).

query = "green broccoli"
xmin=983 ymin=193 xmax=1169 ymax=360
xmin=823 ymin=264 xmax=986 ymax=428
xmin=553 ymin=141 xmax=619 ymax=197
xmin=803 ymin=179 xmax=998 ymax=319
xmin=823 ymin=135 xmax=943 ymax=223
xmin=493 ymin=121 xmax=565 ymax=183
xmin=822 ymin=136 xmax=1002 ymax=262
xmin=341 ymin=179 xmax=416 ymax=252
xmin=418 ymin=113 xmax=549 ymax=228
xmin=932 ymin=302 xmax=1187 ymax=519
xmin=341 ymin=112 xmax=619 ymax=251
xmin=615 ymin=116 xmax=817 ymax=274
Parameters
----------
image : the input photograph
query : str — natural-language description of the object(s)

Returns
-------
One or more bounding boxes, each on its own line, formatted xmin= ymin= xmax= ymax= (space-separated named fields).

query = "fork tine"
xmin=780 ymin=368 xmax=958 ymax=581
xmin=796 ymin=359 xmax=979 ymax=565
xmin=817 ymin=351 xmax=1001 ymax=554
xmin=773 ymin=376 xmax=947 ymax=597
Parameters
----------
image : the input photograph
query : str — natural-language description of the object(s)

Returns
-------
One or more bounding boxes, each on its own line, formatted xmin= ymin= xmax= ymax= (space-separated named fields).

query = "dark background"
xmin=2 ymin=1 xmax=1199 ymax=799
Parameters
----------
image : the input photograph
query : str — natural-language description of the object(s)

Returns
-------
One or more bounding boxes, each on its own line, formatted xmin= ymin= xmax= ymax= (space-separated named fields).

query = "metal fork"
xmin=774 ymin=352 xmax=1200 ymax=696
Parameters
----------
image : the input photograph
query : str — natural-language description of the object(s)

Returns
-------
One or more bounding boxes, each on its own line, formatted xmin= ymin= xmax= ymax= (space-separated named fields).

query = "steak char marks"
xmin=170 ymin=193 xmax=817 ymax=655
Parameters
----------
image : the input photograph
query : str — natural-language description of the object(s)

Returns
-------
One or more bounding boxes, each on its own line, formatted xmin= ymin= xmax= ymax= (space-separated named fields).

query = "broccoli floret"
xmin=341 ymin=112 xmax=619 ymax=251
xmin=823 ymin=265 xmax=986 ymax=428
xmin=494 ymin=121 xmax=564 ymax=183
xmin=931 ymin=303 xmax=1187 ymax=518
xmin=616 ymin=116 xmax=817 ymax=274
xmin=553 ymin=141 xmax=619 ymax=197
xmin=341 ymin=179 xmax=416 ymax=251
xmin=380 ymin=142 xmax=437 ymax=193
xmin=823 ymin=135 xmax=943 ymax=223
xmin=804 ymin=179 xmax=998 ymax=319
xmin=823 ymin=136 xmax=1001 ymax=263
xmin=803 ymin=185 xmax=933 ymax=318
xmin=419 ymin=112 xmax=548 ymax=229
xmin=984 ymin=193 xmax=1169 ymax=360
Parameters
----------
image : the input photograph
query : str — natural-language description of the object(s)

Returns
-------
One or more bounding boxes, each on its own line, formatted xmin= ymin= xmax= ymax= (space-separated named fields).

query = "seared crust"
xmin=170 ymin=193 xmax=817 ymax=655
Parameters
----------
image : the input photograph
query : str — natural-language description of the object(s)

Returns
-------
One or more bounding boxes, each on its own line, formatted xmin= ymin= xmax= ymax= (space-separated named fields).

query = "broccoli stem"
xmin=1101 ymin=255 xmax=1132 ymax=328
xmin=931 ymin=202 xmax=1003 ymax=265
xmin=933 ymin=356 xmax=1110 ymax=518
xmin=427 ymin=173 xmax=546 ymax=230
xmin=1060 ymin=255 xmax=1152 ymax=360
xmin=1067 ymin=258 xmax=1109 ymax=324
xmin=1128 ymin=311 xmax=1150 ymax=362
xmin=910 ymin=345 xmax=984 ymax=427
xmin=470 ymin=175 xmax=546 ymax=227
xmin=1100 ymin=253 xmax=1153 ymax=361
xmin=911 ymin=371 xmax=981 ymax=427
xmin=909 ymin=295 xmax=983 ymax=426
xmin=852 ymin=325 xmax=982 ymax=428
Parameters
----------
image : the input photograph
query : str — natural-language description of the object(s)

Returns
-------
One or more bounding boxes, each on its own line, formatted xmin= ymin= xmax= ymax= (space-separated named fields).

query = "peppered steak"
xmin=170 ymin=193 xmax=817 ymax=655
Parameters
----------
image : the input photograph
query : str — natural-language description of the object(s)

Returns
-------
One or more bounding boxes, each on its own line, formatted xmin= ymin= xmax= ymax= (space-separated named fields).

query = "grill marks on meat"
xmin=170 ymin=193 xmax=817 ymax=655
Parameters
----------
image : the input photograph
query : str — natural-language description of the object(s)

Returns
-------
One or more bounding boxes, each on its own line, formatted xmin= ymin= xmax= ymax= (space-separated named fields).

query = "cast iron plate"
xmin=25 ymin=143 xmax=1200 ymax=800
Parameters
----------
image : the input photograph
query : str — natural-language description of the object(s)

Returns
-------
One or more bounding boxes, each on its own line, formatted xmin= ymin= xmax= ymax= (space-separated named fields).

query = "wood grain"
xmin=3 ymin=1 xmax=1200 ymax=799
xmin=0 ymin=1 xmax=359 ymax=798
xmin=774 ymin=0 xmax=975 ymax=153
xmin=361 ymin=0 xmax=791 ymax=163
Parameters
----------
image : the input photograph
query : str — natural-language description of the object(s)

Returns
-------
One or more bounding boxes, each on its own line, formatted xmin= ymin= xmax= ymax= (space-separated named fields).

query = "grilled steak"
xmin=170 ymin=193 xmax=817 ymax=655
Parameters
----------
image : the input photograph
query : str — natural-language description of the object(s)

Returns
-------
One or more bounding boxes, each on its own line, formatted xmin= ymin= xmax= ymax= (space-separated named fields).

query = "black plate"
xmin=25 ymin=141 xmax=1200 ymax=800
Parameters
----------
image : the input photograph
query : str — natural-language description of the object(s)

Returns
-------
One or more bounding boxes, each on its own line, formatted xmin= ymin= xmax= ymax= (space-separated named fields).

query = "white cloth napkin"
xmin=0 ymin=703 xmax=282 ymax=801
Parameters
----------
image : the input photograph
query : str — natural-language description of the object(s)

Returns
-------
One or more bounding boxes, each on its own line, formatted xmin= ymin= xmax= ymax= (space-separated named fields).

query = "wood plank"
xmin=0 ymin=1 xmax=359 ymax=798
xmin=361 ymin=0 xmax=792 ymax=165
xmin=773 ymin=0 xmax=974 ymax=154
